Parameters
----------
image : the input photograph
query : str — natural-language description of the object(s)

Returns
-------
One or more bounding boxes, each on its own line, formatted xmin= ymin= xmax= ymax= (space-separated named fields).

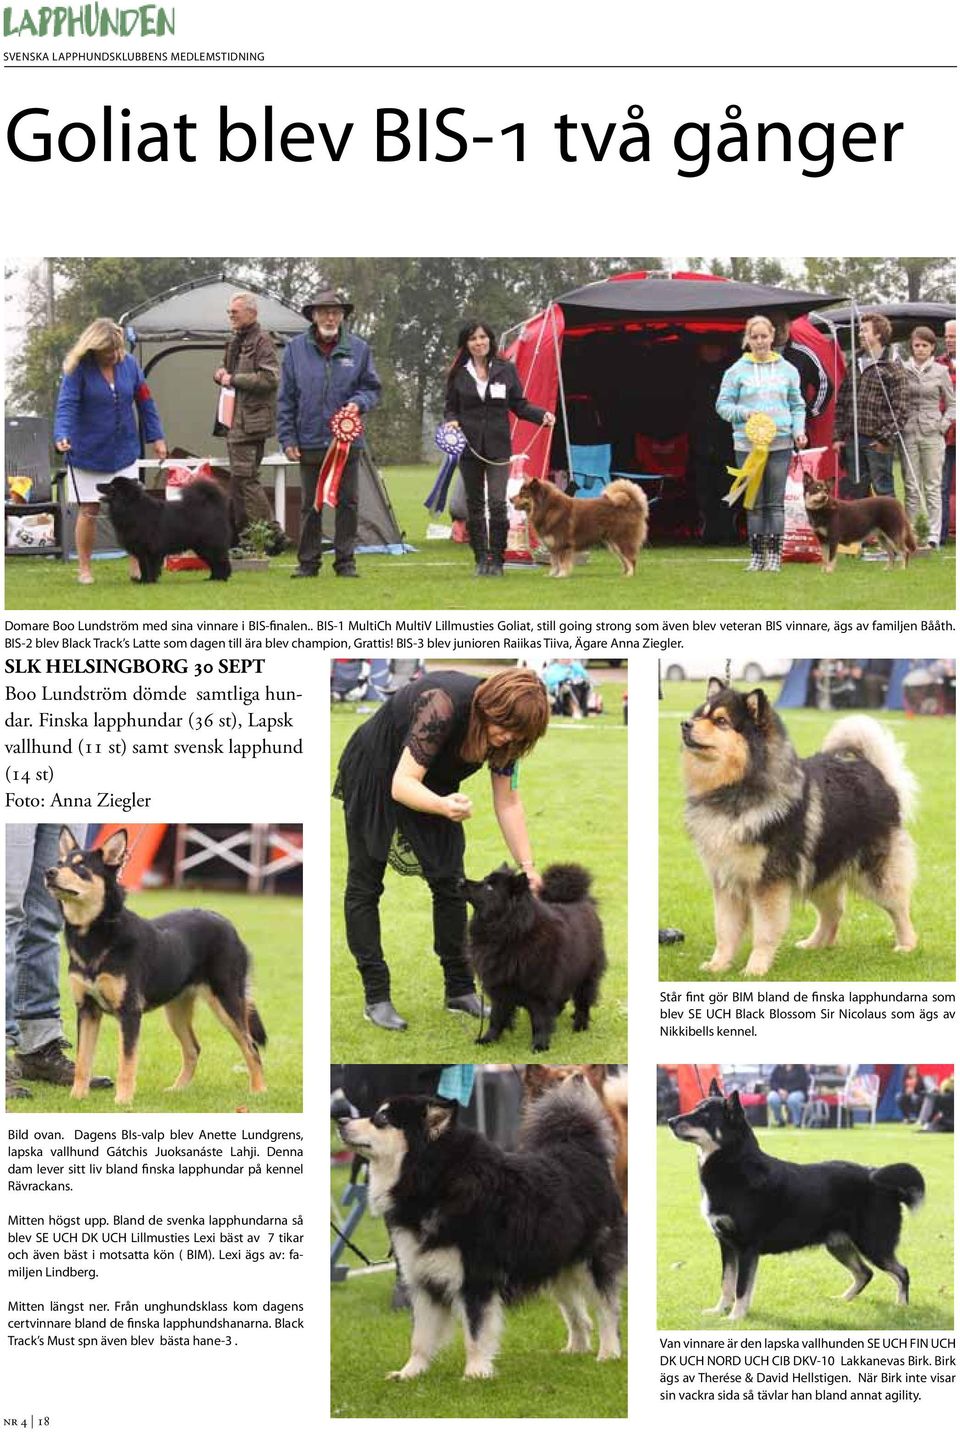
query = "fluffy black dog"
xmin=96 ymin=475 xmax=231 ymax=583
xmin=462 ymin=864 xmax=606 ymax=1052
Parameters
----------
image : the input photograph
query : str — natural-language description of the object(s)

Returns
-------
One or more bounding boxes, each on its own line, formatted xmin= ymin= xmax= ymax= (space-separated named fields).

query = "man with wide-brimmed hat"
xmin=278 ymin=286 xmax=382 ymax=577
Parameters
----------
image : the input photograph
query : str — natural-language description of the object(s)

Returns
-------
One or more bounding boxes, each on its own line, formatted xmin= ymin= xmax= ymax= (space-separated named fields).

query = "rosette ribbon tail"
xmin=314 ymin=406 xmax=364 ymax=511
xmin=423 ymin=454 xmax=458 ymax=514
xmin=723 ymin=447 xmax=770 ymax=510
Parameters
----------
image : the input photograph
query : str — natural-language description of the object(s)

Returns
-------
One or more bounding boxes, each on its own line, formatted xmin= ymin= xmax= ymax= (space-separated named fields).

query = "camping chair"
xmin=568 ymin=443 xmax=659 ymax=504
xmin=837 ymin=1071 xmax=880 ymax=1128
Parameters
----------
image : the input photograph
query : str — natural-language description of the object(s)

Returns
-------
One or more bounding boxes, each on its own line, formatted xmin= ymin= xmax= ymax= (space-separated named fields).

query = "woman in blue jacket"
xmin=716 ymin=314 xmax=807 ymax=573
xmin=54 ymin=318 xmax=167 ymax=584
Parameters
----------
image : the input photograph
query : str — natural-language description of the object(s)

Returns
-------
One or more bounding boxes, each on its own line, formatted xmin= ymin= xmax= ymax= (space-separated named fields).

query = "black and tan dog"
xmin=45 ymin=827 xmax=266 ymax=1104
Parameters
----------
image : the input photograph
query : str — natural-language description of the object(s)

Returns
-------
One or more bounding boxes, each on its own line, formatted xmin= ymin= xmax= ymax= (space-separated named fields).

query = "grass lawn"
xmin=6 ymin=889 xmax=302 ymax=1113
xmin=659 ymin=681 xmax=956 ymax=982
xmin=329 ymin=688 xmax=628 ymax=1063
xmin=657 ymin=1123 xmax=954 ymax=1330
xmin=6 ymin=465 xmax=954 ymax=611
xmin=331 ymin=1163 xmax=628 ymax=1417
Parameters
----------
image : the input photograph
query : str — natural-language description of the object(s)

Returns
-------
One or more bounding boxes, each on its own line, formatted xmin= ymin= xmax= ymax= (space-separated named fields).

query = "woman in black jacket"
xmin=443 ymin=320 xmax=555 ymax=576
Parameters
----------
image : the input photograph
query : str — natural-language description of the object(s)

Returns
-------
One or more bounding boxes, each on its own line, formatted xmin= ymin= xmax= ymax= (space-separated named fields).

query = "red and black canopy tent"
xmin=503 ymin=270 xmax=842 ymax=538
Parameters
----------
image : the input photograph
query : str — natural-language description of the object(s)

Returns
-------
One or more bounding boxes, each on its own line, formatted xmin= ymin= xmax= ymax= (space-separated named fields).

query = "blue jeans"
xmin=741 ymin=447 xmax=791 ymax=537
xmin=768 ymin=1089 xmax=805 ymax=1126
xmin=941 ymin=444 xmax=955 ymax=545
xmin=5 ymin=824 xmax=68 ymax=1052
xmin=841 ymin=439 xmax=894 ymax=498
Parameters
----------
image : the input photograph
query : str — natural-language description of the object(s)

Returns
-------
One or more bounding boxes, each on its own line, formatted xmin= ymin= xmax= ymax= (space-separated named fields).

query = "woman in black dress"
xmin=444 ymin=320 xmax=555 ymax=576
xmin=335 ymin=667 xmax=550 ymax=1029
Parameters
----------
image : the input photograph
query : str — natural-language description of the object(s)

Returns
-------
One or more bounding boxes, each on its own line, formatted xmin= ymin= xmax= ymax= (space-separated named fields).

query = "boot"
xmin=766 ymin=534 xmax=783 ymax=573
xmin=488 ymin=519 xmax=509 ymax=577
xmin=744 ymin=535 xmax=764 ymax=572
xmin=468 ymin=520 xmax=489 ymax=576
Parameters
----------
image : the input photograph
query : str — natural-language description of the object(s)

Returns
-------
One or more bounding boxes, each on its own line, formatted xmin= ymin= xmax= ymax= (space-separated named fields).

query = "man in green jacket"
xmin=214 ymin=292 xmax=287 ymax=554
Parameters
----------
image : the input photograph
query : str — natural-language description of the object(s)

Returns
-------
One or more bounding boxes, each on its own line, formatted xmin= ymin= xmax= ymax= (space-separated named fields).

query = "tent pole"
xmin=549 ymin=304 xmax=573 ymax=483
xmin=848 ymin=297 xmax=860 ymax=489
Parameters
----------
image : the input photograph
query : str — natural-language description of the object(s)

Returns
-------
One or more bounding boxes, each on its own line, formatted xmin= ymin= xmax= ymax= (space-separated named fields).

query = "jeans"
xmin=767 ymin=1089 xmax=805 ymax=1127
xmin=840 ymin=439 xmax=894 ymax=498
xmin=742 ymin=447 xmax=791 ymax=537
xmin=942 ymin=444 xmax=955 ymax=545
xmin=343 ymin=819 xmax=475 ymax=1003
xmin=5 ymin=824 xmax=66 ymax=1052
xmin=296 ymin=446 xmax=360 ymax=572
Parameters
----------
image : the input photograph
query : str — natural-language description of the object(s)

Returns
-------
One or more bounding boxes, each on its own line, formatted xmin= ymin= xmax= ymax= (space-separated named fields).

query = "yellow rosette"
xmin=723 ymin=411 xmax=778 ymax=510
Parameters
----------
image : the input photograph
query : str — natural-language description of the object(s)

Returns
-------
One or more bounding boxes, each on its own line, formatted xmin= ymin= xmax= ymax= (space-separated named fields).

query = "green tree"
xmin=801 ymin=257 xmax=955 ymax=304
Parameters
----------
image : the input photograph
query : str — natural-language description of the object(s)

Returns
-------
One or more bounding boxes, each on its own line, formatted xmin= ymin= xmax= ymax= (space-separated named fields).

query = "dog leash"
xmin=328 ymin=1219 xmax=394 ymax=1269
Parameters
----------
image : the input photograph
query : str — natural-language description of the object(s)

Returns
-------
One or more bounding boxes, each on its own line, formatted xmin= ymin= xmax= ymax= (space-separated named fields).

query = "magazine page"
xmin=1 ymin=5 xmax=956 ymax=1428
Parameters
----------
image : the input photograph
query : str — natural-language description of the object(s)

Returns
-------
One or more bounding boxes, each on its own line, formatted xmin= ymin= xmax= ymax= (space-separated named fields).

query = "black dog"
xmin=462 ymin=864 xmax=606 ymax=1052
xmin=668 ymin=1081 xmax=925 ymax=1319
xmin=96 ymin=475 xmax=231 ymax=582
xmin=339 ymin=1081 xmax=625 ymax=1378
xmin=45 ymin=827 xmax=266 ymax=1104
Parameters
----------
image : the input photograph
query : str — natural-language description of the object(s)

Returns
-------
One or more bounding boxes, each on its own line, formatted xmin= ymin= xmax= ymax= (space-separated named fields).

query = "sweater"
xmin=716 ymin=353 xmax=806 ymax=451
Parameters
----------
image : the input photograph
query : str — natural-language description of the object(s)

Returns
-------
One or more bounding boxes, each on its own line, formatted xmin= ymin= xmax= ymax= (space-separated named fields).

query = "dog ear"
xmin=100 ymin=829 xmax=128 ymax=868
xmin=58 ymin=826 xmax=80 ymax=859
xmin=510 ymin=870 xmax=530 ymax=895
xmin=706 ymin=677 xmax=725 ymax=701
xmin=708 ymin=1077 xmax=723 ymax=1097
xmin=425 ymin=1099 xmax=457 ymax=1140
xmin=522 ymin=1065 xmax=552 ymax=1095
xmin=744 ymin=689 xmax=769 ymax=727
xmin=724 ymin=1089 xmax=743 ymax=1115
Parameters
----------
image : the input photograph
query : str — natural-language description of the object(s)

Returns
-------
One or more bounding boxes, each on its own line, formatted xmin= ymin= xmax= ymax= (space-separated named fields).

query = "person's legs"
xmin=861 ymin=443 xmax=894 ymax=497
xmin=921 ymin=434 xmax=945 ymax=544
xmin=940 ymin=443 xmax=955 ymax=545
xmin=342 ymin=820 xmax=392 ymax=1003
xmin=840 ymin=440 xmax=872 ymax=500
xmin=6 ymin=825 xmax=63 ymax=1053
xmin=485 ymin=466 xmax=510 ymax=573
xmin=900 ymin=436 xmax=923 ymax=523
xmin=767 ymin=1091 xmax=786 ymax=1126
xmin=786 ymin=1090 xmax=806 ymax=1127
xmin=75 ymin=502 xmax=99 ymax=582
xmin=425 ymin=871 xmax=475 ymax=999
xmin=459 ymin=451 xmax=489 ymax=571
xmin=227 ymin=438 xmax=279 ymax=544
xmin=752 ymin=449 xmax=790 ymax=571
xmin=333 ymin=448 xmax=362 ymax=574
xmin=294 ymin=449 xmax=326 ymax=574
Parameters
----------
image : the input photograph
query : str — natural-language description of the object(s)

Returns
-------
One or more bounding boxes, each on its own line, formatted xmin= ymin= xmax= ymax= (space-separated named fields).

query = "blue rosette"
xmin=424 ymin=422 xmax=467 ymax=514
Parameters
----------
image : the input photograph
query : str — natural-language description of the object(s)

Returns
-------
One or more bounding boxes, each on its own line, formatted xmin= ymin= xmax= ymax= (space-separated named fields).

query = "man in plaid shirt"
xmin=832 ymin=311 xmax=909 ymax=499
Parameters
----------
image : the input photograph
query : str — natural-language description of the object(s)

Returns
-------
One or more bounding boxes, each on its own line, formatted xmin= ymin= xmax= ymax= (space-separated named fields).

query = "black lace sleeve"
xmin=404 ymin=688 xmax=457 ymax=768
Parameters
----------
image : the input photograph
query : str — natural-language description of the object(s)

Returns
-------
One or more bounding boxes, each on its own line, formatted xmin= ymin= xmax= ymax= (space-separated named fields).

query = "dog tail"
xmin=904 ymin=520 xmax=918 ymax=555
xmin=871 ymin=1162 xmax=925 ymax=1211
xmin=603 ymin=479 xmax=649 ymax=513
xmin=181 ymin=478 xmax=228 ymax=508
xmin=539 ymin=863 xmax=594 ymax=903
xmin=518 ymin=1078 xmax=615 ymax=1162
xmin=821 ymin=715 xmax=918 ymax=822
xmin=247 ymin=1001 xmax=267 ymax=1049
xmin=602 ymin=1073 xmax=628 ymax=1123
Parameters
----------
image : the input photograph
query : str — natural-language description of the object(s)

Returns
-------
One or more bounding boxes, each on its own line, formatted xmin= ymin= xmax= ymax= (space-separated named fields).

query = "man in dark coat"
xmin=214 ymin=292 xmax=285 ymax=553
xmin=278 ymin=288 xmax=382 ymax=578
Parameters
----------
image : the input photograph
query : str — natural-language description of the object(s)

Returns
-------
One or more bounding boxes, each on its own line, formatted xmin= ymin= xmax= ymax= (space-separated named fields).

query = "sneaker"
xmin=14 ymin=1039 xmax=113 ymax=1090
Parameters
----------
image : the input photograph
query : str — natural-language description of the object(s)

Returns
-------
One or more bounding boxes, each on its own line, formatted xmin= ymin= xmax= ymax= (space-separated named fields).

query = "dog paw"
xmin=596 ymin=1348 xmax=622 ymax=1362
xmin=743 ymin=958 xmax=771 ymax=978
xmin=463 ymin=1366 xmax=495 ymax=1379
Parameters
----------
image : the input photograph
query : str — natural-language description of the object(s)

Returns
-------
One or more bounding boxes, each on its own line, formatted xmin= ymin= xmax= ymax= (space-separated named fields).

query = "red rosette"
xmin=330 ymin=406 xmax=364 ymax=443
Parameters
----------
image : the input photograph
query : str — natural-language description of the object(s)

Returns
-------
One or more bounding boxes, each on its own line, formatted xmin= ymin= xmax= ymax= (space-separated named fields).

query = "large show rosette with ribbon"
xmin=723 ymin=411 xmax=778 ymax=511
xmin=315 ymin=405 xmax=364 ymax=510
xmin=424 ymin=422 xmax=467 ymax=514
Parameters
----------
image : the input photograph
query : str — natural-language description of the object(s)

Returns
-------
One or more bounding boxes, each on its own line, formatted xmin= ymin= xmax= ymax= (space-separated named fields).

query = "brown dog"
xmin=522 ymin=1064 xmax=628 ymax=1211
xmin=511 ymin=477 xmax=649 ymax=577
xmin=803 ymin=478 xmax=917 ymax=572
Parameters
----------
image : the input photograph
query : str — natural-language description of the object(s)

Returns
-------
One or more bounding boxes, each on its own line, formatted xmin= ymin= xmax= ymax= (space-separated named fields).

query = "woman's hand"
xmin=445 ymin=420 xmax=460 ymax=431
xmin=524 ymin=865 xmax=543 ymax=893
xmin=795 ymin=433 xmax=808 ymax=450
xmin=441 ymin=793 xmax=473 ymax=822
xmin=153 ymin=440 xmax=168 ymax=462
xmin=541 ymin=412 xmax=556 ymax=428
xmin=55 ymin=438 xmax=71 ymax=453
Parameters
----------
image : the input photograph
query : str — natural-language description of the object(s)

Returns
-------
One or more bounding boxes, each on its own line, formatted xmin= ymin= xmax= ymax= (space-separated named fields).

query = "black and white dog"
xmin=668 ymin=1081 xmax=924 ymax=1320
xmin=339 ymin=1080 xmax=626 ymax=1379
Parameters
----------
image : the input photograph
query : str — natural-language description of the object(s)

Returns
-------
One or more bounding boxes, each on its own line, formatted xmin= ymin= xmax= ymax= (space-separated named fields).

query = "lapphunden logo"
xmin=3 ymin=5 xmax=175 ymax=35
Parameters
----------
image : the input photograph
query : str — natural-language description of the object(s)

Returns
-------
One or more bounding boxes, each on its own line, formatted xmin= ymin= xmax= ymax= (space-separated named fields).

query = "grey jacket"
xmin=902 ymin=357 xmax=956 ymax=438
